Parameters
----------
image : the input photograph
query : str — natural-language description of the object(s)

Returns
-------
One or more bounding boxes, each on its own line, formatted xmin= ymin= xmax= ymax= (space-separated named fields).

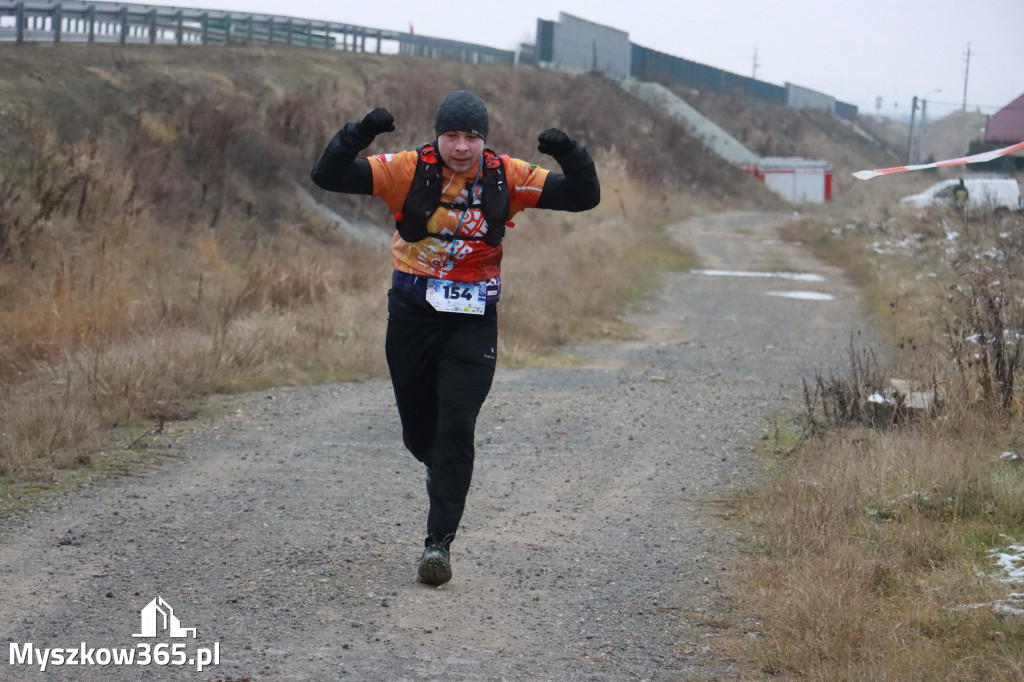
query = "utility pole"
xmin=962 ymin=42 xmax=971 ymax=111
xmin=907 ymin=96 xmax=919 ymax=164
xmin=919 ymin=98 xmax=928 ymax=160
xmin=752 ymin=47 xmax=759 ymax=79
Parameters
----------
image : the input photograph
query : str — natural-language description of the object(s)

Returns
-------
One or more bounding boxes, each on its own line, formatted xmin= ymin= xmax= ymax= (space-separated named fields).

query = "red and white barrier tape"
xmin=852 ymin=140 xmax=1024 ymax=180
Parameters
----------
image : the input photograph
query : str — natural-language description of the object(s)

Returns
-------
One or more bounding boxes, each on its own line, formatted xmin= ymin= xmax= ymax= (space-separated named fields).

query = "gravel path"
xmin=1 ymin=211 xmax=868 ymax=681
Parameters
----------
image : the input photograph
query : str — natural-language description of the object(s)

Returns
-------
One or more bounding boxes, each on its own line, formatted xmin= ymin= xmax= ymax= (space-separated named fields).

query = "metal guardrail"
xmin=0 ymin=1 xmax=516 ymax=65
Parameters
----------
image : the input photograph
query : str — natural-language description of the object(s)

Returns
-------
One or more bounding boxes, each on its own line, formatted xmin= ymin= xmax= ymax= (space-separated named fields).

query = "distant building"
xmin=984 ymin=92 xmax=1024 ymax=144
xmin=535 ymin=12 xmax=857 ymax=118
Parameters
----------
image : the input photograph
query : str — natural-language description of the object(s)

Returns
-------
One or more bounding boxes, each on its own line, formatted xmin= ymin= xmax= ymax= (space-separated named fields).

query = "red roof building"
xmin=984 ymin=92 xmax=1024 ymax=144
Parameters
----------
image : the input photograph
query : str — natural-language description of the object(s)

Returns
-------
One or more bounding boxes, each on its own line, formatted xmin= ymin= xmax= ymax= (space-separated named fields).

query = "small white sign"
xmin=426 ymin=278 xmax=487 ymax=315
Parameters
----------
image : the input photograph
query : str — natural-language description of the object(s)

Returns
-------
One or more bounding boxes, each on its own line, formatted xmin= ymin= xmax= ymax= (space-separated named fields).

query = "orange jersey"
xmin=367 ymin=150 xmax=549 ymax=281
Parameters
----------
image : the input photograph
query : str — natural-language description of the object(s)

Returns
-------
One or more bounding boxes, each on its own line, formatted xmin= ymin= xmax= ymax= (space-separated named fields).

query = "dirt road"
xmin=0 ymin=212 xmax=868 ymax=681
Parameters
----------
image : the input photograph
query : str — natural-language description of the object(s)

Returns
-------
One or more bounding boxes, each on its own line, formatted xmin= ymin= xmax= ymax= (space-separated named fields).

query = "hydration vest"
xmin=394 ymin=141 xmax=512 ymax=247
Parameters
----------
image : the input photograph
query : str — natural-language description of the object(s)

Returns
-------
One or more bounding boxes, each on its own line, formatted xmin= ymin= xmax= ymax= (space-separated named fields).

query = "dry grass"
xmin=736 ymin=417 xmax=1024 ymax=680
xmin=723 ymin=185 xmax=1024 ymax=680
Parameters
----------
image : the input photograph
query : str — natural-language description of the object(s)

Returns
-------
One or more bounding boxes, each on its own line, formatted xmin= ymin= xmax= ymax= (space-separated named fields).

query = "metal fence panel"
xmin=786 ymin=82 xmax=835 ymax=113
xmin=550 ymin=12 xmax=630 ymax=78
xmin=834 ymin=100 xmax=858 ymax=119
xmin=631 ymin=44 xmax=787 ymax=104
xmin=535 ymin=18 xmax=553 ymax=62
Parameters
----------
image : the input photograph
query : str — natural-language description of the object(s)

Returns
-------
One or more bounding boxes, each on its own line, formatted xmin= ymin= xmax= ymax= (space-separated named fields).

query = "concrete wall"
xmin=626 ymin=82 xmax=760 ymax=166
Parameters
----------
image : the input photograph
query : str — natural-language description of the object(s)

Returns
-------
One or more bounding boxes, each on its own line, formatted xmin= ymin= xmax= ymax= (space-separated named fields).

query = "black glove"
xmin=537 ymin=128 xmax=576 ymax=157
xmin=356 ymin=108 xmax=395 ymax=137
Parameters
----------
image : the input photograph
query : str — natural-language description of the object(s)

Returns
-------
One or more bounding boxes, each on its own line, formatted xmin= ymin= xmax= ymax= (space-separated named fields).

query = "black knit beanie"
xmin=434 ymin=90 xmax=489 ymax=140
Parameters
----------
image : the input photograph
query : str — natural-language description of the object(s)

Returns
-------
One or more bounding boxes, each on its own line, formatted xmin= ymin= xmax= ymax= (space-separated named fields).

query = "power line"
xmin=926 ymin=99 xmax=1011 ymax=112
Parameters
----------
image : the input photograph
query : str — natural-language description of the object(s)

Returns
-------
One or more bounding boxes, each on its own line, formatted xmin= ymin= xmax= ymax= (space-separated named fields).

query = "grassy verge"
xmin=723 ymin=197 xmax=1024 ymax=679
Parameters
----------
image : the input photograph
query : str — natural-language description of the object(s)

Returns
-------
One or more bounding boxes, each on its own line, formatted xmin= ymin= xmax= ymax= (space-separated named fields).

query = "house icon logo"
xmin=132 ymin=597 xmax=197 ymax=638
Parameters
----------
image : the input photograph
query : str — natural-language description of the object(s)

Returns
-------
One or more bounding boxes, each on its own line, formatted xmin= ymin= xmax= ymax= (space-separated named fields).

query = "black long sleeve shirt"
xmin=310 ymin=122 xmax=600 ymax=213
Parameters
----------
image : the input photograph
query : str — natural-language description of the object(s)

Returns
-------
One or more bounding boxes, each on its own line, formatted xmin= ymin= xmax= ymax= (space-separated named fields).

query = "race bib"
xmin=425 ymin=279 xmax=487 ymax=315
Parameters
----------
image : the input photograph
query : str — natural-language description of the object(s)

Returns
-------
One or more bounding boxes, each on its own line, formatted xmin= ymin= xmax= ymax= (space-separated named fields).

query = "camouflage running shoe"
xmin=417 ymin=541 xmax=452 ymax=586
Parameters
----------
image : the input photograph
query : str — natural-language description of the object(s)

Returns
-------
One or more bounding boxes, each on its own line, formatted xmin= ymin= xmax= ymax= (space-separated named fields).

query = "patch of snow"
xmin=691 ymin=270 xmax=826 ymax=282
xmin=765 ymin=291 xmax=835 ymax=301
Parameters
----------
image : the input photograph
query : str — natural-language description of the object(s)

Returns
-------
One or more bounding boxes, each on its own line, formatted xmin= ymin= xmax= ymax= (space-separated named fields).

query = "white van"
xmin=899 ymin=177 xmax=1021 ymax=213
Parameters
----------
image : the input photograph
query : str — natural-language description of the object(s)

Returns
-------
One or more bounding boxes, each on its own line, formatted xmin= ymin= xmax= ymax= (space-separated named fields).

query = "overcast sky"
xmin=144 ymin=0 xmax=1023 ymax=120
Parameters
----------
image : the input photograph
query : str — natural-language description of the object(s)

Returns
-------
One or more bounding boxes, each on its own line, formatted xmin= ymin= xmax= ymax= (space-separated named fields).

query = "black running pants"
xmin=384 ymin=288 xmax=497 ymax=545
